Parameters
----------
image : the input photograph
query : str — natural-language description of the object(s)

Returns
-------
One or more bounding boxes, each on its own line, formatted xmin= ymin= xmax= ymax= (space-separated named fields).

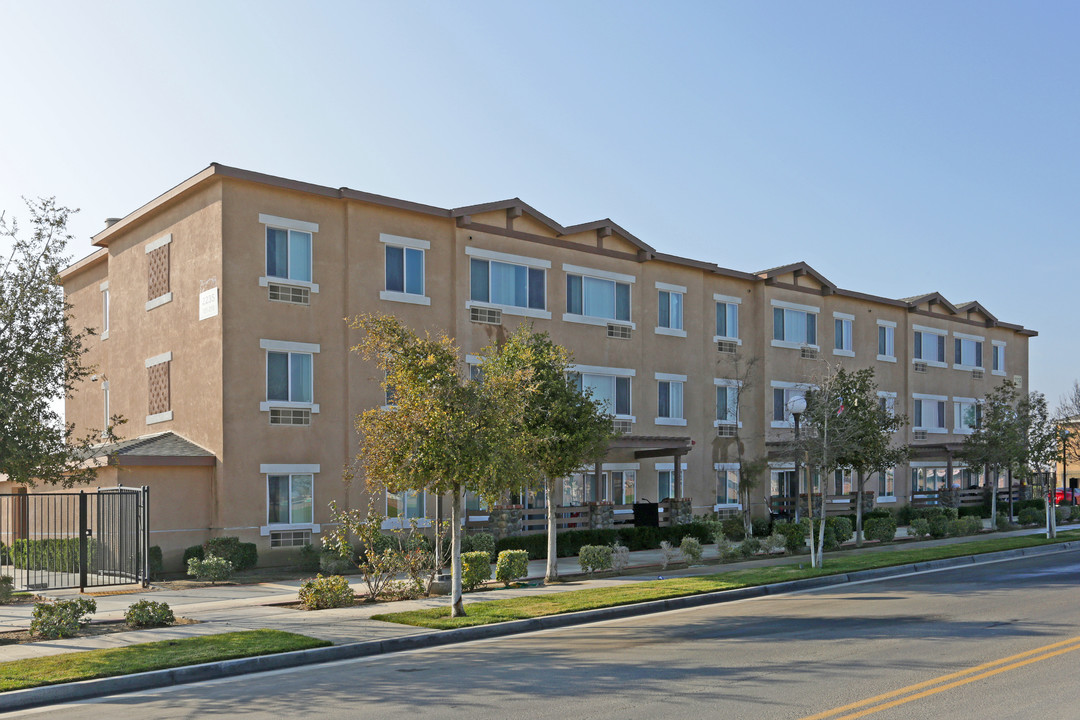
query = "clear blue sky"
xmin=1 ymin=1 xmax=1076 ymax=403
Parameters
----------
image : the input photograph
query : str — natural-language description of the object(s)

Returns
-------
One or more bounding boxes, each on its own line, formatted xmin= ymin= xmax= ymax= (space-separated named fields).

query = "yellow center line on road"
xmin=799 ymin=634 xmax=1080 ymax=720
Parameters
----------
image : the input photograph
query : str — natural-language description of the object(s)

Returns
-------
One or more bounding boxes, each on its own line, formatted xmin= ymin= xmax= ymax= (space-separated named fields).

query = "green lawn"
xmin=0 ymin=630 xmax=329 ymax=692
xmin=373 ymin=530 xmax=1080 ymax=629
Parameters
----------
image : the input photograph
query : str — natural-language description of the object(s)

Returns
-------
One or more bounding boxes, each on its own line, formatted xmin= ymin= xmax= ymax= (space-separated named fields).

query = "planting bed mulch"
xmin=0 ymin=617 xmax=199 ymax=647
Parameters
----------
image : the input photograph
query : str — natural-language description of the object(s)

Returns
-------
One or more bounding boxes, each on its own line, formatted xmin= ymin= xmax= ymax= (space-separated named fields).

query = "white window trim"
xmin=467 ymin=300 xmax=551 ymax=320
xmin=953 ymin=331 xmax=985 ymax=342
xmin=145 ymin=351 xmax=172 ymax=368
xmin=260 ymin=339 xmax=321 ymax=354
xmin=991 ymin=340 xmax=1007 ymax=376
xmin=714 ymin=378 xmax=743 ymax=387
xmin=100 ymin=282 xmax=110 ymax=340
xmin=655 ymin=281 xmax=687 ymax=293
xmin=953 ymin=397 xmax=981 ymax=435
xmin=877 ymin=319 xmax=897 ymax=328
xmin=770 ymin=298 xmax=820 ymax=313
xmin=380 ymin=233 xmax=430 ymax=251
xmin=912 ymin=395 xmax=948 ymax=433
xmin=655 ymin=462 xmax=688 ymax=471
xmin=877 ymin=496 xmax=898 ymax=503
xmin=912 ymin=323 xmax=946 ymax=334
xmin=833 ymin=349 xmax=855 ymax=358
xmin=603 ymin=462 xmax=641 ymax=471
xmin=259 ymin=214 xmax=319 ymax=234
xmin=770 ymin=381 xmax=814 ymax=428
xmin=562 ymin=313 xmax=635 ymax=329
xmin=913 ymin=358 xmax=948 ymax=369
xmin=833 ymin=311 xmax=855 ymax=320
xmin=713 ymin=293 xmax=743 ymax=305
xmin=145 ymin=292 xmax=173 ymax=312
xmin=713 ymin=336 xmax=743 ymax=345
xmin=562 ymin=263 xmax=636 ymax=284
xmin=145 ymin=233 xmax=172 ymax=254
xmin=877 ymin=355 xmax=897 ymax=363
xmin=655 ymin=327 xmax=687 ymax=338
xmin=833 ymin=313 xmax=854 ymax=356
xmin=877 ymin=320 xmax=896 ymax=362
xmin=772 ymin=339 xmax=821 ymax=351
xmin=571 ymin=364 xmax=636 ymax=377
xmin=260 ymin=400 xmax=321 ymax=413
xmin=146 ymin=411 xmax=173 ymax=425
xmin=655 ymin=374 xmax=686 ymax=426
xmin=714 ymin=379 xmax=742 ymax=428
xmin=381 ymin=290 xmax=431 ymax=306
xmin=655 ymin=418 xmax=687 ymax=427
xmin=261 ymin=467 xmax=321 ymax=535
xmin=467 ymin=245 xmax=550 ymax=269
xmin=261 ymin=523 xmax=321 ymax=536
xmin=261 ymin=463 xmax=321 ymax=474
xmin=771 ymin=380 xmax=813 ymax=390
xmin=99 ymin=280 xmax=110 ymax=291
xmin=913 ymin=392 xmax=948 ymax=401
xmin=258 ymin=275 xmax=320 ymax=293
xmin=654 ymin=372 xmax=688 ymax=382
xmin=769 ymin=462 xmax=796 ymax=470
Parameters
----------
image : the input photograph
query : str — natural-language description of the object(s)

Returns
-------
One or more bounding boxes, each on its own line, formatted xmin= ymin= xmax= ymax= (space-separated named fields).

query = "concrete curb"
xmin=3 ymin=540 xmax=1077 ymax=713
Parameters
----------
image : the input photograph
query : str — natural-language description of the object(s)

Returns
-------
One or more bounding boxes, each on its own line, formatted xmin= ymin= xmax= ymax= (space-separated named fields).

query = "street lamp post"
xmin=790 ymin=396 xmax=808 ymax=523
xmin=1062 ymin=429 xmax=1071 ymax=506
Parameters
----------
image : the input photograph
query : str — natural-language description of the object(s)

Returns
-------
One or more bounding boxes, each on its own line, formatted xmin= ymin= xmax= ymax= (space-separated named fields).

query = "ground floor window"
xmin=267 ymin=474 xmax=313 ymax=525
xmin=833 ymin=469 xmax=854 ymax=496
xmin=611 ymin=471 xmax=636 ymax=504
xmin=658 ymin=470 xmax=675 ymax=501
xmin=771 ymin=469 xmax=796 ymax=497
xmin=912 ymin=467 xmax=948 ymax=492
xmin=716 ymin=467 xmax=739 ymax=505
xmin=387 ymin=490 xmax=424 ymax=520
xmin=877 ymin=468 xmax=895 ymax=497
xmin=956 ymin=467 xmax=983 ymax=489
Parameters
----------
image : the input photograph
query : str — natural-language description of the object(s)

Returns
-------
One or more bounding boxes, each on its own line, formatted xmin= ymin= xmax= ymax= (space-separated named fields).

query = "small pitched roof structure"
xmin=955 ymin=301 xmax=999 ymax=326
xmin=902 ymin=292 xmax=959 ymax=315
xmin=89 ymin=432 xmax=216 ymax=467
xmin=755 ymin=261 xmax=837 ymax=294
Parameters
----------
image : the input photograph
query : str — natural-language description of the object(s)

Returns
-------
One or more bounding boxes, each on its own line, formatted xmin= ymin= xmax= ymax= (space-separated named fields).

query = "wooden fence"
xmin=909 ymin=487 xmax=1023 ymax=509
xmin=465 ymin=501 xmax=679 ymax=536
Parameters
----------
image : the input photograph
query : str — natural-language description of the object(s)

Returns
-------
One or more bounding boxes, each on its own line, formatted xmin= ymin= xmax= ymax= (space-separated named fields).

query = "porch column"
xmin=946 ymin=454 xmax=953 ymax=491
xmin=674 ymin=454 xmax=683 ymax=499
xmin=594 ymin=461 xmax=603 ymax=502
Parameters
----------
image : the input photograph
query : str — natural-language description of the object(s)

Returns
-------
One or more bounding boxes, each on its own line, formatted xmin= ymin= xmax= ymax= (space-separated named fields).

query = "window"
xmin=470 ymin=258 xmax=545 ymax=310
xmin=954 ymin=334 xmax=984 ymax=369
xmin=658 ymin=471 xmax=675 ymax=501
xmin=714 ymin=294 xmax=741 ymax=341
xmin=877 ymin=321 xmax=896 ymax=361
xmin=833 ymin=469 xmax=854 ymax=495
xmin=955 ymin=399 xmax=982 ymax=434
xmin=564 ymin=264 xmax=632 ymax=323
xmin=655 ymin=282 xmax=685 ymax=336
xmin=145 ymin=352 xmax=172 ymax=425
xmin=877 ymin=468 xmax=895 ymax=498
xmin=992 ymin=342 xmax=1006 ymax=375
xmin=266 ymin=228 xmax=310 ymax=283
xmin=772 ymin=301 xmax=818 ymax=347
xmin=260 ymin=340 xmax=320 ymax=414
xmin=381 ymin=234 xmax=429 ymax=305
xmin=833 ymin=314 xmax=853 ymax=356
xmin=387 ymin=490 xmax=424 ymax=520
xmin=611 ymin=470 xmax=636 ymax=504
xmin=911 ymin=466 xmax=947 ymax=492
xmin=145 ymin=234 xmax=172 ymax=311
xmin=656 ymin=374 xmax=685 ymax=426
xmin=715 ymin=380 xmax=740 ymax=426
xmin=100 ymin=281 xmax=110 ymax=340
xmin=771 ymin=383 xmax=808 ymax=427
xmin=102 ymin=380 xmax=110 ymax=437
xmin=913 ymin=395 xmax=947 ymax=432
xmin=877 ymin=392 xmax=897 ymax=425
xmin=267 ymin=474 xmax=313 ymax=525
xmin=770 ymin=468 xmax=797 ymax=496
xmin=913 ymin=326 xmax=947 ymax=365
xmin=572 ymin=369 xmax=633 ymax=418
xmin=716 ymin=464 xmax=739 ymax=505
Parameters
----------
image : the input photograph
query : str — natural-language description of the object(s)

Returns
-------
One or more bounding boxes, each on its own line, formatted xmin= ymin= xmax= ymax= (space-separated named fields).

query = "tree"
xmin=1017 ymin=391 xmax=1058 ymax=537
xmin=718 ymin=352 xmax=767 ymax=535
xmin=826 ymin=368 xmax=908 ymax=547
xmin=1055 ymin=381 xmax=1080 ymax=507
xmin=0 ymin=198 xmax=120 ymax=486
xmin=481 ymin=326 xmax=613 ymax=582
xmin=958 ymin=379 xmax=1022 ymax=528
xmin=349 ymin=314 xmax=534 ymax=616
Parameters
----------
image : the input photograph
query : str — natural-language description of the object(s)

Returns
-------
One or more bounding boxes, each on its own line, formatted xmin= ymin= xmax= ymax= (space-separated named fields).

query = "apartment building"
xmin=54 ymin=164 xmax=1036 ymax=567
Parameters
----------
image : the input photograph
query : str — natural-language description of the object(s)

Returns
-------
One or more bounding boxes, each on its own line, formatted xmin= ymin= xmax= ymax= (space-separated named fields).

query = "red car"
xmin=1053 ymin=488 xmax=1080 ymax=504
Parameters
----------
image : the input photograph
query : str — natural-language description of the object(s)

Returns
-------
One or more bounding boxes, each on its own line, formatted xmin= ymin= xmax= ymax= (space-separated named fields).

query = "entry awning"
xmin=607 ymin=434 xmax=693 ymax=460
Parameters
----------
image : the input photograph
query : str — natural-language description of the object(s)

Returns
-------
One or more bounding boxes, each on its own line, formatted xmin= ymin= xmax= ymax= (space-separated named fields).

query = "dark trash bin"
xmin=633 ymin=501 xmax=660 ymax=528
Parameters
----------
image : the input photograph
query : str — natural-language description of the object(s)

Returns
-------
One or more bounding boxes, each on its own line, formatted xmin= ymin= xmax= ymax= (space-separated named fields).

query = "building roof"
xmin=89 ymin=432 xmax=216 ymax=467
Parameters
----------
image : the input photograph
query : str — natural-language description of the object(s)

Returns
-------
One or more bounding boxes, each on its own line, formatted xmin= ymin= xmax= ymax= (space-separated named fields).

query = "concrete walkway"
xmin=0 ymin=525 xmax=1061 ymax=663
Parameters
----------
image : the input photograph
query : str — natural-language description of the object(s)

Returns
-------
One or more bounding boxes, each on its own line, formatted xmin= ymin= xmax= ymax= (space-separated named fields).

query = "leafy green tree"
xmin=958 ymin=379 xmax=1022 ymax=527
xmin=349 ymin=314 xmax=534 ymax=616
xmin=482 ymin=326 xmax=613 ymax=582
xmin=0 ymin=198 xmax=121 ymax=486
xmin=1017 ymin=391 xmax=1059 ymax=537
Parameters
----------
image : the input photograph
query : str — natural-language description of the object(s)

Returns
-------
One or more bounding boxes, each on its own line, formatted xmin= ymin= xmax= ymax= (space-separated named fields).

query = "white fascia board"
xmin=379 ymin=233 xmax=430 ymax=250
xmin=259 ymin=214 xmax=319 ymax=233
xmin=562 ymin=263 xmax=636 ymax=284
xmin=260 ymin=339 xmax=321 ymax=354
xmin=466 ymin=245 xmax=550 ymax=269
xmin=770 ymin=298 xmax=820 ymax=314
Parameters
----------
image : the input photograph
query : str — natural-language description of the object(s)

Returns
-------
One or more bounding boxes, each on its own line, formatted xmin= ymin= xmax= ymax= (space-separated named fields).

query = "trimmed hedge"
xmin=184 ymin=537 xmax=258 ymax=572
xmin=493 ymin=521 xmax=713 ymax=560
xmin=148 ymin=546 xmax=163 ymax=579
xmin=9 ymin=538 xmax=98 ymax=572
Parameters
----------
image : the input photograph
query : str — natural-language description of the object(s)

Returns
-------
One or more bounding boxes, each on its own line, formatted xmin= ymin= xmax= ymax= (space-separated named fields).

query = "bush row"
xmin=492 ymin=521 xmax=713 ymax=560
xmin=183 ymin=536 xmax=258 ymax=572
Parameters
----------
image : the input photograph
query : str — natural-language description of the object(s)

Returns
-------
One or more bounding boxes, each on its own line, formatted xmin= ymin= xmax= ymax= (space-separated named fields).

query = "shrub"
xmin=9 ymin=538 xmax=95 ymax=572
xmin=298 ymin=574 xmax=355 ymax=610
xmin=762 ymin=533 xmax=787 ymax=555
xmin=148 ymin=546 xmax=164 ymax=580
xmin=909 ymin=518 xmax=930 ymax=538
xmin=927 ymin=515 xmax=950 ymax=539
xmin=773 ymin=522 xmax=807 ymax=553
xmin=30 ymin=598 xmax=96 ymax=639
xmin=716 ymin=537 xmax=741 ymax=562
xmin=0 ymin=575 xmax=13 ymax=604
xmin=203 ymin=536 xmax=257 ymax=572
xmin=495 ymin=550 xmax=530 ymax=586
xmin=579 ymin=545 xmax=614 ymax=574
xmin=320 ymin=548 xmax=355 ymax=575
xmin=864 ymin=516 xmax=897 ymax=543
xmin=659 ymin=540 xmax=682 ymax=569
xmin=183 ymin=544 xmax=204 ymax=565
xmin=187 ymin=554 xmax=233 ymax=584
xmin=738 ymin=536 xmax=761 ymax=557
xmin=809 ymin=519 xmax=839 ymax=551
xmin=125 ymin=599 xmax=175 ymax=628
xmin=948 ymin=516 xmax=982 ymax=537
xmin=721 ymin=516 xmax=746 ymax=542
xmin=611 ymin=544 xmax=630 ymax=573
xmin=1071 ymin=505 xmax=1080 ymax=522
xmin=1056 ymin=507 xmax=1067 ymax=525
xmin=462 ymin=533 xmax=497 ymax=563
xmin=830 ymin=516 xmax=854 ymax=545
xmin=297 ymin=543 xmax=320 ymax=572
xmin=462 ymin=551 xmax=492 ymax=592
xmin=1018 ymin=507 xmax=1042 ymax=526
xmin=751 ymin=517 xmax=772 ymax=538
xmin=680 ymin=536 xmax=703 ymax=565
xmin=1015 ymin=498 xmax=1045 ymax=513
xmin=996 ymin=513 xmax=1019 ymax=531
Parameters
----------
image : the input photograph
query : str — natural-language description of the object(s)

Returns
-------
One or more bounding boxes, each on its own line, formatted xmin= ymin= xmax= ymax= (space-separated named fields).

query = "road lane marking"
xmin=800 ymin=634 xmax=1080 ymax=720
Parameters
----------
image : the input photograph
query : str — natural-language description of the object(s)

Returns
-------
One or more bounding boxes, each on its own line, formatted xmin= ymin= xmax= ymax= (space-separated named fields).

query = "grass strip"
xmin=374 ymin=530 xmax=1080 ymax=629
xmin=0 ymin=629 xmax=329 ymax=692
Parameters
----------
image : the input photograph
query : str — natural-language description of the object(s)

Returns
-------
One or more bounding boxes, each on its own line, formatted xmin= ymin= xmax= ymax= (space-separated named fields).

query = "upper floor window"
xmin=913 ymin=394 xmax=947 ymax=432
xmin=260 ymin=340 xmax=320 ymax=420
xmin=715 ymin=464 xmax=740 ymax=505
xmin=261 ymin=214 xmax=318 ymax=289
xmin=656 ymin=282 xmax=685 ymax=336
xmin=992 ymin=341 xmax=1006 ymax=375
xmin=467 ymin=247 xmax=548 ymax=316
xmin=572 ymin=367 xmax=632 ymax=418
xmin=564 ymin=264 xmax=633 ymax=324
xmin=656 ymin=373 xmax=686 ymax=426
xmin=715 ymin=379 xmax=740 ymax=426
xmin=268 ymin=473 xmax=314 ymax=525
xmin=877 ymin=321 xmax=896 ymax=362
xmin=877 ymin=391 xmax=897 ymax=417
xmin=954 ymin=334 xmax=983 ymax=369
xmin=954 ymin=398 xmax=981 ymax=434
xmin=714 ymin=294 xmax=741 ymax=341
xmin=771 ymin=300 xmax=818 ymax=348
xmin=913 ymin=326 xmax=947 ymax=365
xmin=771 ymin=382 xmax=810 ymax=427
xmin=145 ymin=234 xmax=172 ymax=311
xmin=833 ymin=313 xmax=853 ymax=357
xmin=381 ymin=234 xmax=428 ymax=305
xmin=100 ymin=281 xmax=110 ymax=340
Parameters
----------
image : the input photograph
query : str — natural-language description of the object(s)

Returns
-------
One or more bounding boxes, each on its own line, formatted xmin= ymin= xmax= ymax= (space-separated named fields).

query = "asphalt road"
xmin=12 ymin=550 xmax=1080 ymax=719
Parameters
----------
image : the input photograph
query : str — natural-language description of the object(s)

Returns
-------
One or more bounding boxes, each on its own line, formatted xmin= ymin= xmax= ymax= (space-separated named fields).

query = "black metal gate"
xmin=0 ymin=486 xmax=150 ymax=591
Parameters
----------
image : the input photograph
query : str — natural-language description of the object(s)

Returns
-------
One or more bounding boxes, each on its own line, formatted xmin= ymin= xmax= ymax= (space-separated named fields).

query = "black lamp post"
xmin=790 ymin=395 xmax=807 ymax=522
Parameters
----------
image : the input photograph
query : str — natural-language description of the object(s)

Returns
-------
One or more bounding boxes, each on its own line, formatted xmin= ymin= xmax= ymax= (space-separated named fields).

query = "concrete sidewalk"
xmin=0 ymin=525 xmax=1059 ymax=663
